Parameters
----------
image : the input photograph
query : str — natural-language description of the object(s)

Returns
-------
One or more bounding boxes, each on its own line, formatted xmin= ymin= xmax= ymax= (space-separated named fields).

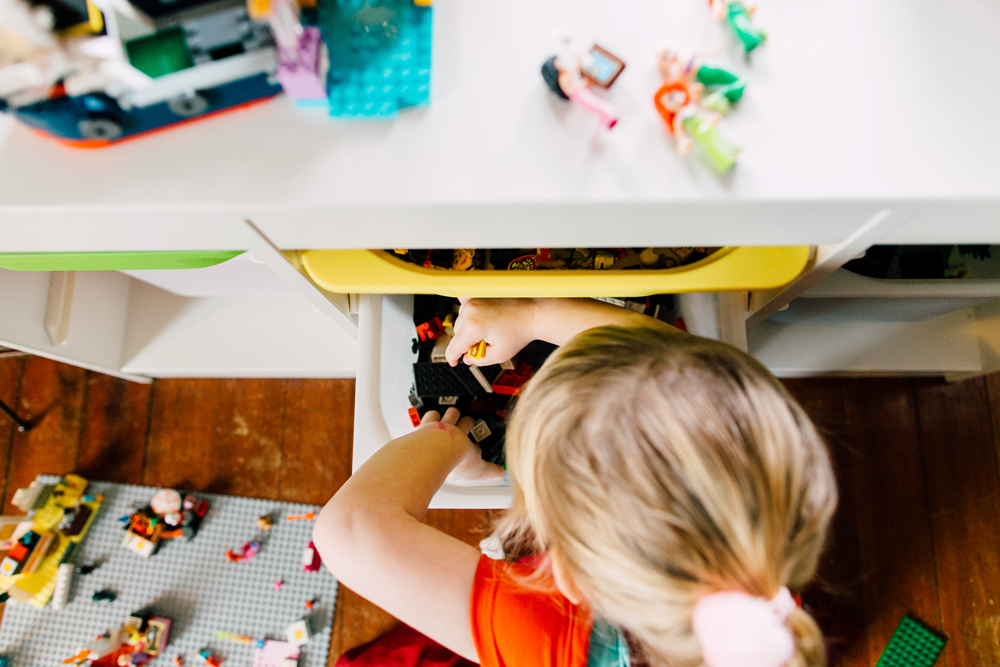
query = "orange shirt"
xmin=470 ymin=555 xmax=593 ymax=667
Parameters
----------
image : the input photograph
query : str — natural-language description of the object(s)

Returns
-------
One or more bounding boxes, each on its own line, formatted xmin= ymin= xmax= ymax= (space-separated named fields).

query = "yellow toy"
xmin=0 ymin=474 xmax=103 ymax=608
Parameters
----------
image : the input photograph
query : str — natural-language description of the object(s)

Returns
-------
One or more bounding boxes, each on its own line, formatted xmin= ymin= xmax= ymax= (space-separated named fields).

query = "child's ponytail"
xmin=493 ymin=326 xmax=837 ymax=667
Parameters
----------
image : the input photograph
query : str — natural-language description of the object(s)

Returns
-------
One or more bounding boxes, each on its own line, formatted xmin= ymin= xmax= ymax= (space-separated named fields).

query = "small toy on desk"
xmin=710 ymin=0 xmax=766 ymax=55
xmin=654 ymin=50 xmax=742 ymax=174
xmin=657 ymin=50 xmax=746 ymax=114
xmin=541 ymin=34 xmax=620 ymax=130
xmin=0 ymin=474 xmax=102 ymax=608
xmin=121 ymin=489 xmax=209 ymax=558
xmin=302 ymin=541 xmax=322 ymax=572
xmin=248 ymin=0 xmax=328 ymax=104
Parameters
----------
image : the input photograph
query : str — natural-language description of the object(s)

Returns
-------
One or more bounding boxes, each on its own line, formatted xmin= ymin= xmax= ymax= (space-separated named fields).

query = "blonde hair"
xmin=493 ymin=326 xmax=836 ymax=667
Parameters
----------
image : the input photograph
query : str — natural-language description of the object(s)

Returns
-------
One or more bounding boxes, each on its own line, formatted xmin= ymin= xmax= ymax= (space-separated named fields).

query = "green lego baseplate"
xmin=874 ymin=614 xmax=946 ymax=667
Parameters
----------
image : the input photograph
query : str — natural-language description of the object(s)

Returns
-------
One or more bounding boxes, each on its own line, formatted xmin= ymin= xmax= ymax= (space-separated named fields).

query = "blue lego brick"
xmin=318 ymin=0 xmax=432 ymax=118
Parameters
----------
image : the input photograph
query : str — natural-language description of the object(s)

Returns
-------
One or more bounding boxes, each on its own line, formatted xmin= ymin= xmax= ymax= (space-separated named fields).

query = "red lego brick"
xmin=408 ymin=407 xmax=421 ymax=427
xmin=415 ymin=317 xmax=444 ymax=342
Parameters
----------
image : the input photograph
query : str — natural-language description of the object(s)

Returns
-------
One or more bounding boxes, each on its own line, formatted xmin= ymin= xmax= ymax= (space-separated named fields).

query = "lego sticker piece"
xmin=541 ymin=34 xmax=619 ymax=129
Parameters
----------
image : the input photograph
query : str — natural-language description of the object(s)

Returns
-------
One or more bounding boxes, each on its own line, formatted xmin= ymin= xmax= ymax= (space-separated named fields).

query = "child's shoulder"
xmin=471 ymin=556 xmax=592 ymax=667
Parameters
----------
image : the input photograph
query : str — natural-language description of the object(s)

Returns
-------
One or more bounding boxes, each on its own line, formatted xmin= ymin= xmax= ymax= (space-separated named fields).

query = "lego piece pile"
xmin=386 ymin=247 xmax=720 ymax=272
xmin=120 ymin=489 xmax=210 ymax=558
xmin=62 ymin=608 xmax=173 ymax=667
xmin=0 ymin=474 xmax=102 ymax=608
xmin=406 ymin=295 xmax=684 ymax=466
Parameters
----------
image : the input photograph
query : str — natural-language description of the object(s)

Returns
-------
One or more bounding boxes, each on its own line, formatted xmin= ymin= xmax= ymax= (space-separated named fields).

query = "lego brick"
xmin=0 ymin=476 xmax=338 ymax=667
xmin=318 ymin=0 xmax=432 ymax=118
xmin=874 ymin=614 xmax=946 ymax=667
xmin=413 ymin=362 xmax=503 ymax=398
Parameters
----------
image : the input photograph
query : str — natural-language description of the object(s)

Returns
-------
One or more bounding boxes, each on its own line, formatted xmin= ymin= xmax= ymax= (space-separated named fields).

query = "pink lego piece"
xmin=302 ymin=541 xmax=321 ymax=572
xmin=251 ymin=640 xmax=300 ymax=667
xmin=273 ymin=579 xmax=284 ymax=591
xmin=276 ymin=27 xmax=328 ymax=101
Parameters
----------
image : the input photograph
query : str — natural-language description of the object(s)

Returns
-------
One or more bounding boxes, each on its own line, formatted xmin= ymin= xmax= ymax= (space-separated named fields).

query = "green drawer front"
xmin=0 ymin=251 xmax=243 ymax=271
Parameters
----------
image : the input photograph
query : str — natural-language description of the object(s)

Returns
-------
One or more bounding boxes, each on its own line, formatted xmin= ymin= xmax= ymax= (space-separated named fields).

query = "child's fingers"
xmin=456 ymin=415 xmax=475 ymax=435
xmin=445 ymin=326 xmax=484 ymax=366
xmin=440 ymin=407 xmax=462 ymax=425
xmin=481 ymin=462 xmax=506 ymax=480
xmin=420 ymin=410 xmax=441 ymax=425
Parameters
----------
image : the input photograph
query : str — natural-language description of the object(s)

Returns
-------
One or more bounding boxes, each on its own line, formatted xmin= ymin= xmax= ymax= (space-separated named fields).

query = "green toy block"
xmin=874 ymin=614 xmax=946 ymax=667
xmin=126 ymin=27 xmax=194 ymax=78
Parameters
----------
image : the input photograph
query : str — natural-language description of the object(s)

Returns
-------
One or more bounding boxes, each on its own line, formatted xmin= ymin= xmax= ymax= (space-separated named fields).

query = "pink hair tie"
xmin=692 ymin=587 xmax=797 ymax=667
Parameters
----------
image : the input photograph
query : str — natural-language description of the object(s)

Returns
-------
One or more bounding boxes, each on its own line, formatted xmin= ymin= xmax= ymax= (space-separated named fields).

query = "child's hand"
xmin=419 ymin=408 xmax=506 ymax=481
xmin=445 ymin=298 xmax=537 ymax=367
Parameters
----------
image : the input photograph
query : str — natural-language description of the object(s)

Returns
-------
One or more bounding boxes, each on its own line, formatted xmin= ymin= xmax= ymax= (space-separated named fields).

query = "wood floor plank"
xmin=425 ymin=509 xmax=490 ymax=549
xmin=145 ymin=379 xmax=285 ymax=498
xmin=328 ymin=587 xmax=399 ymax=666
xmin=0 ymin=356 xmax=24 ymax=508
xmin=988 ymin=372 xmax=1000 ymax=500
xmin=143 ymin=379 xmax=220 ymax=491
xmin=842 ymin=378 xmax=941 ymax=665
xmin=783 ymin=378 xmax=867 ymax=667
xmin=915 ymin=377 xmax=1000 ymax=667
xmin=280 ymin=379 xmax=354 ymax=506
xmin=3 ymin=357 xmax=86 ymax=513
xmin=76 ymin=373 xmax=151 ymax=484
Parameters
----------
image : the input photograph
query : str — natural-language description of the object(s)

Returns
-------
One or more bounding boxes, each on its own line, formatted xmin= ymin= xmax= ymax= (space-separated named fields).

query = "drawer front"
xmin=302 ymin=247 xmax=811 ymax=298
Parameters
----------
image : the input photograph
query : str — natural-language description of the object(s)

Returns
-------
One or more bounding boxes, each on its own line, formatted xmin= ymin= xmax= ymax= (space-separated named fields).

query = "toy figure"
xmin=541 ymin=34 xmax=618 ymax=130
xmin=709 ymin=0 xmax=766 ymax=54
xmin=656 ymin=49 xmax=745 ymax=114
xmin=653 ymin=50 xmax=741 ymax=174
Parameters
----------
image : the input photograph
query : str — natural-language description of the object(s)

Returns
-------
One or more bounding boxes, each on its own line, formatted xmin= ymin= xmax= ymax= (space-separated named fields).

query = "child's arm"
xmin=446 ymin=297 xmax=683 ymax=366
xmin=312 ymin=408 xmax=503 ymax=662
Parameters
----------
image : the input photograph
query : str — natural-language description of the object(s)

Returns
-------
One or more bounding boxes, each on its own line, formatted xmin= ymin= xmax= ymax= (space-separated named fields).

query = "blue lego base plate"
xmin=0 ymin=477 xmax=338 ymax=667
xmin=317 ymin=0 xmax=432 ymax=118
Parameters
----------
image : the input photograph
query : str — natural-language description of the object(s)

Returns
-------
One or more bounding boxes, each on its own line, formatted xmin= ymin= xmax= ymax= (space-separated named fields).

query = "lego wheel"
xmin=168 ymin=93 xmax=209 ymax=117
xmin=78 ymin=117 xmax=123 ymax=141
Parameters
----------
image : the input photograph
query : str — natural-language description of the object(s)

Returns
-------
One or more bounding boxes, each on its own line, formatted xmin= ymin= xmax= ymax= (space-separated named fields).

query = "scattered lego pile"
xmin=407 ymin=295 xmax=683 ymax=465
xmin=386 ymin=247 xmax=720 ymax=272
xmin=61 ymin=609 xmax=173 ymax=667
xmin=0 ymin=474 xmax=102 ymax=608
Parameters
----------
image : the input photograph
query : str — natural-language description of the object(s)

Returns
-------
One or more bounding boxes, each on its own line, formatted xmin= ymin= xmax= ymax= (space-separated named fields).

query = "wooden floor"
xmin=1 ymin=356 xmax=999 ymax=666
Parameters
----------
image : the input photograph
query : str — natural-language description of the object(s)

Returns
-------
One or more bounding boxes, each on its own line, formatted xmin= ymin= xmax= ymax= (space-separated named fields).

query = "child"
xmin=313 ymin=298 xmax=837 ymax=667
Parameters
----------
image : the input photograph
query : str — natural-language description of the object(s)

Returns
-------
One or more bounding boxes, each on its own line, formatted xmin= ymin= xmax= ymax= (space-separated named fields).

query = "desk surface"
xmin=1 ymin=0 xmax=998 ymax=245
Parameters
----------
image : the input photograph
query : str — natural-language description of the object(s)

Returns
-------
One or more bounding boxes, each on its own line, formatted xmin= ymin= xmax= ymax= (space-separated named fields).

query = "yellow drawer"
xmin=301 ymin=247 xmax=811 ymax=298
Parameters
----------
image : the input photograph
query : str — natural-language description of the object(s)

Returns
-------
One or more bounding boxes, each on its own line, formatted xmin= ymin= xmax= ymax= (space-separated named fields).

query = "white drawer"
xmin=352 ymin=292 xmax=746 ymax=509
xmin=354 ymin=293 xmax=513 ymax=509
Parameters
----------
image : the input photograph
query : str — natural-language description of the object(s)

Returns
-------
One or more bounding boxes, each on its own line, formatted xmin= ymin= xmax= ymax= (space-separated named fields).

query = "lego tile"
xmin=0 ymin=477 xmax=338 ymax=667
xmin=317 ymin=0 xmax=432 ymax=118
xmin=874 ymin=615 xmax=946 ymax=667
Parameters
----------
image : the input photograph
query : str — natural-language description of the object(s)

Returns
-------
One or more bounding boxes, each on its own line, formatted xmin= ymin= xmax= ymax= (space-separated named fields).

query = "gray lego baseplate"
xmin=0 ymin=476 xmax=338 ymax=667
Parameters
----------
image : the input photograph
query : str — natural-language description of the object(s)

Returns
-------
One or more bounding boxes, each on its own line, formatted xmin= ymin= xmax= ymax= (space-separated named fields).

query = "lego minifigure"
xmin=653 ymin=56 xmax=742 ymax=174
xmin=302 ymin=541 xmax=322 ymax=572
xmin=656 ymin=49 xmax=746 ymax=114
xmin=709 ymin=0 xmax=766 ymax=54
xmin=247 ymin=0 xmax=328 ymax=102
xmin=257 ymin=515 xmax=274 ymax=531
xmin=541 ymin=34 xmax=619 ymax=130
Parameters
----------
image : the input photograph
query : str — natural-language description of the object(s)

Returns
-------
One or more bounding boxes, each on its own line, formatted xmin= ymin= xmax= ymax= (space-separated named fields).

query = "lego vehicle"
xmin=0 ymin=0 xmax=283 ymax=146
xmin=0 ymin=474 xmax=103 ymax=608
